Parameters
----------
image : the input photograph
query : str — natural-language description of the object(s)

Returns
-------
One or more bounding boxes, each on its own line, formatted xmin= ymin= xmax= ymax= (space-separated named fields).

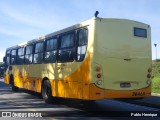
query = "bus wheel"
xmin=42 ymin=80 xmax=53 ymax=103
xmin=12 ymin=85 xmax=18 ymax=92
xmin=10 ymin=75 xmax=18 ymax=92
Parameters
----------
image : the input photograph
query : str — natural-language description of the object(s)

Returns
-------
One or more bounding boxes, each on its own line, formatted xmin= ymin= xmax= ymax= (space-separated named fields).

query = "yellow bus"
xmin=3 ymin=17 xmax=152 ymax=103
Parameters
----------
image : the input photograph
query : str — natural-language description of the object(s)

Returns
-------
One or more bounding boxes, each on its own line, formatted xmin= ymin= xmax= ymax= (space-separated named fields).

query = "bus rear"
xmin=90 ymin=18 xmax=151 ymax=99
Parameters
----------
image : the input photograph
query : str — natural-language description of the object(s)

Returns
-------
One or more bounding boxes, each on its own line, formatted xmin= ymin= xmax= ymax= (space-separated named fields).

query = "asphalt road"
xmin=0 ymin=78 xmax=160 ymax=120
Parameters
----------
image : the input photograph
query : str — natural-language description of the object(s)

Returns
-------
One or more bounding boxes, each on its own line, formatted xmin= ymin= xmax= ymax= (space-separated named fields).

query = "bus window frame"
xmin=76 ymin=27 xmax=88 ymax=62
xmin=134 ymin=27 xmax=147 ymax=38
xmin=44 ymin=37 xmax=58 ymax=63
xmin=10 ymin=49 xmax=17 ymax=65
xmin=33 ymin=41 xmax=44 ymax=64
xmin=57 ymin=31 xmax=76 ymax=63
xmin=17 ymin=47 xmax=25 ymax=65
xmin=5 ymin=50 xmax=11 ymax=65
xmin=24 ymin=44 xmax=34 ymax=64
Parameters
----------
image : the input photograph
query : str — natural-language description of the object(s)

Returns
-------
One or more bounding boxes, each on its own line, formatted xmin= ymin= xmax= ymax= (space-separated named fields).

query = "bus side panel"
xmin=54 ymin=80 xmax=83 ymax=99
xmin=50 ymin=79 xmax=83 ymax=98
xmin=15 ymin=76 xmax=42 ymax=93
xmin=4 ymin=71 xmax=10 ymax=84
xmin=10 ymin=64 xmax=42 ymax=93
xmin=50 ymin=54 xmax=91 ymax=99
xmin=13 ymin=66 xmax=24 ymax=88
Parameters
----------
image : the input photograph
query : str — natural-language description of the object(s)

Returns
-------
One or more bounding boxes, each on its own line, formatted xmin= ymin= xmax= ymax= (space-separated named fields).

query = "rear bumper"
xmin=89 ymin=83 xmax=151 ymax=100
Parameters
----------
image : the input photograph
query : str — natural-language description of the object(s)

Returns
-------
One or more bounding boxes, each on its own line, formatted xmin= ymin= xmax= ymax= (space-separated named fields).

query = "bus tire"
xmin=42 ymin=80 xmax=53 ymax=103
xmin=10 ymin=75 xmax=18 ymax=92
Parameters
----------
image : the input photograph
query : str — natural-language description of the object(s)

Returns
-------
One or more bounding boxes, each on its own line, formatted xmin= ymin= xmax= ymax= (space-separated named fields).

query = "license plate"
xmin=120 ymin=82 xmax=131 ymax=88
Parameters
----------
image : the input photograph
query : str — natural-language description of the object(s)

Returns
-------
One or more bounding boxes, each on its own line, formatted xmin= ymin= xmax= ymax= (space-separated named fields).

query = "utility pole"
xmin=154 ymin=43 xmax=158 ymax=76
xmin=154 ymin=43 xmax=157 ymax=61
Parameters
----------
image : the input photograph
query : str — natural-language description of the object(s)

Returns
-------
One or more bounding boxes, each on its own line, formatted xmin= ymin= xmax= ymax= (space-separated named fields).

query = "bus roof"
xmin=6 ymin=17 xmax=149 ymax=51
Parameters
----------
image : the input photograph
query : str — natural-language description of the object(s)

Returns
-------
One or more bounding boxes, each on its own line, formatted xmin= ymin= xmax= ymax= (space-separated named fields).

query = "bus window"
xmin=10 ymin=49 xmax=17 ymax=65
xmin=134 ymin=27 xmax=147 ymax=38
xmin=44 ymin=38 xmax=57 ymax=63
xmin=17 ymin=47 xmax=24 ymax=65
xmin=25 ymin=45 xmax=33 ymax=64
xmin=6 ymin=50 xmax=11 ymax=65
xmin=33 ymin=42 xmax=44 ymax=64
xmin=60 ymin=34 xmax=74 ymax=48
xmin=76 ymin=28 xmax=88 ymax=61
xmin=58 ymin=32 xmax=75 ymax=63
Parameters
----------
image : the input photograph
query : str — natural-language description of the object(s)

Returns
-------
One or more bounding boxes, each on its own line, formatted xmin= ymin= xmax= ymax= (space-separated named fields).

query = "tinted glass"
xmin=6 ymin=50 xmax=10 ymax=65
xmin=134 ymin=27 xmax=147 ymax=38
xmin=78 ymin=29 xmax=88 ymax=45
xmin=10 ymin=49 xmax=17 ymax=64
xmin=35 ymin=42 xmax=44 ymax=53
xmin=18 ymin=48 xmax=24 ymax=56
xmin=7 ymin=50 xmax=10 ymax=55
xmin=26 ymin=45 xmax=33 ymax=55
xmin=46 ymin=38 xmax=57 ymax=51
xmin=17 ymin=56 xmax=24 ymax=64
xmin=11 ymin=50 xmax=16 ymax=56
xmin=58 ymin=50 xmax=75 ymax=63
xmin=33 ymin=53 xmax=43 ymax=63
xmin=76 ymin=28 xmax=88 ymax=62
xmin=60 ymin=33 xmax=74 ymax=48
xmin=25 ymin=54 xmax=32 ymax=64
xmin=44 ymin=51 xmax=57 ymax=63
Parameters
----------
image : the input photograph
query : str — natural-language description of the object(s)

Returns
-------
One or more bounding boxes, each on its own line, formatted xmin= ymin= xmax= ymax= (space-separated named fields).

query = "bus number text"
xmin=132 ymin=92 xmax=145 ymax=97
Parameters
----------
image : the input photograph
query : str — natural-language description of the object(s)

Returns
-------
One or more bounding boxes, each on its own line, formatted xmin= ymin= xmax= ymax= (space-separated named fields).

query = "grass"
xmin=152 ymin=60 xmax=160 ymax=94
xmin=152 ymin=77 xmax=160 ymax=93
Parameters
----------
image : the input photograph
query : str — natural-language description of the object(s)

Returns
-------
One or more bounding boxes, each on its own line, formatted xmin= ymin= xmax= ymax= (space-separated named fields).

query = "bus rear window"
xmin=134 ymin=27 xmax=147 ymax=38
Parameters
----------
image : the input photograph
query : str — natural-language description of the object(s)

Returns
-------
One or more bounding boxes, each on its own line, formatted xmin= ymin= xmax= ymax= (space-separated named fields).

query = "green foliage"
xmin=152 ymin=61 xmax=160 ymax=94
xmin=152 ymin=77 xmax=160 ymax=93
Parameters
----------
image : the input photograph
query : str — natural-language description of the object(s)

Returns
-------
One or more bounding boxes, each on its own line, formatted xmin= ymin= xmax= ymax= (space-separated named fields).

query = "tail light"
xmin=97 ymin=73 xmax=101 ymax=78
xmin=95 ymin=64 xmax=103 ymax=86
xmin=96 ymin=66 xmax=101 ymax=71
xmin=146 ymin=67 xmax=152 ymax=85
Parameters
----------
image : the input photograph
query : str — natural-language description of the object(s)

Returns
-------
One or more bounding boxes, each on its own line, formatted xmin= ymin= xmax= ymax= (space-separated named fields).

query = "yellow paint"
xmin=4 ymin=74 xmax=10 ymax=84
xmin=4 ymin=54 xmax=91 ymax=100
xmin=89 ymin=83 xmax=151 ymax=100
xmin=105 ymin=85 xmax=151 ymax=98
xmin=50 ymin=54 xmax=91 ymax=99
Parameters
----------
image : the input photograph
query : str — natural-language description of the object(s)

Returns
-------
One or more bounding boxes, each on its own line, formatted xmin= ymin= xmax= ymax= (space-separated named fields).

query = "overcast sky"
xmin=0 ymin=0 xmax=159 ymax=61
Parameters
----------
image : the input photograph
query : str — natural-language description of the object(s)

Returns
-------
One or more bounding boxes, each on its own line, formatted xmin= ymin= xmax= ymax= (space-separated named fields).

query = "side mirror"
xmin=3 ymin=57 xmax=6 ymax=62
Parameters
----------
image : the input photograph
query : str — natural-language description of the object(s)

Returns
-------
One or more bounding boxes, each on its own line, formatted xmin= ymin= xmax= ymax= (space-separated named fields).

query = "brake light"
xmin=97 ymin=74 xmax=101 ymax=78
xmin=96 ymin=66 xmax=101 ymax=71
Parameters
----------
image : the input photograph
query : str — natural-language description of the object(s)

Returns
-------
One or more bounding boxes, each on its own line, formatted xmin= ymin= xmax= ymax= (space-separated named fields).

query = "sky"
xmin=0 ymin=0 xmax=159 ymax=62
